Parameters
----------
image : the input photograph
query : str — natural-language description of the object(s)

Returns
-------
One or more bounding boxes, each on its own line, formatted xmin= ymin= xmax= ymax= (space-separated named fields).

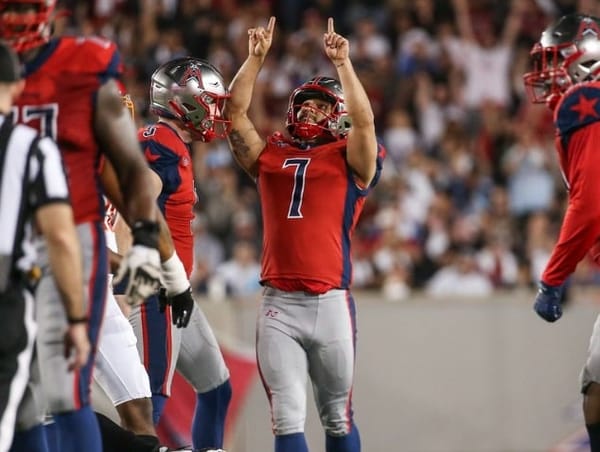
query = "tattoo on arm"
xmin=229 ymin=129 xmax=251 ymax=160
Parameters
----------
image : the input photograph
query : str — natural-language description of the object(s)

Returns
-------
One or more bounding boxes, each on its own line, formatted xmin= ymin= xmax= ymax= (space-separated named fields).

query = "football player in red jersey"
xmin=94 ymin=87 xmax=227 ymax=452
xmin=131 ymin=57 xmax=232 ymax=451
xmin=0 ymin=1 xmax=162 ymax=451
xmin=523 ymin=13 xmax=600 ymax=452
xmin=225 ymin=16 xmax=385 ymax=452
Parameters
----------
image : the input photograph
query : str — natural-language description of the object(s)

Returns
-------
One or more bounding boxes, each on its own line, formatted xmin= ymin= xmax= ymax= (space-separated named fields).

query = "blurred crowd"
xmin=59 ymin=0 xmax=600 ymax=302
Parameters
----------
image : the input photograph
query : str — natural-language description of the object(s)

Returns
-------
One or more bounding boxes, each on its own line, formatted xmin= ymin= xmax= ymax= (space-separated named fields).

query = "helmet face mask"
xmin=523 ymin=42 xmax=575 ymax=103
xmin=524 ymin=14 xmax=600 ymax=106
xmin=0 ymin=0 xmax=56 ymax=54
xmin=286 ymin=76 xmax=351 ymax=144
xmin=150 ymin=57 xmax=231 ymax=142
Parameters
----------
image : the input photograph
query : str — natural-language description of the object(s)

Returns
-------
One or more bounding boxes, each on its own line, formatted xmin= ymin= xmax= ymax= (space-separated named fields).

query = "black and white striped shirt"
xmin=0 ymin=114 xmax=70 ymax=288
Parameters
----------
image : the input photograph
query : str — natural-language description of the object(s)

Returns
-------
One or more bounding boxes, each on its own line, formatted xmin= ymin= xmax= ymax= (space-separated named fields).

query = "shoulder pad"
xmin=56 ymin=36 xmax=121 ymax=76
xmin=555 ymin=83 xmax=600 ymax=136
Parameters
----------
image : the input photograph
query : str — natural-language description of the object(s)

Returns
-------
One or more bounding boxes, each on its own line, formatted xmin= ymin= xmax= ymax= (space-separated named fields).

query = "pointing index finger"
xmin=328 ymin=17 xmax=334 ymax=34
xmin=267 ymin=16 xmax=276 ymax=34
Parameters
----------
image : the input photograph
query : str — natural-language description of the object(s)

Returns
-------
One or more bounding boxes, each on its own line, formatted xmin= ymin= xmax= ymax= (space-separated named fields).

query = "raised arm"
xmin=501 ymin=0 xmax=525 ymax=46
xmin=452 ymin=0 xmax=476 ymax=42
xmin=324 ymin=18 xmax=377 ymax=187
xmin=225 ymin=16 xmax=276 ymax=179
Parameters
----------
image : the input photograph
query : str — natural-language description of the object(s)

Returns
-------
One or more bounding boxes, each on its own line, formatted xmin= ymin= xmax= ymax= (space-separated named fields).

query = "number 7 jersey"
xmin=258 ymin=133 xmax=385 ymax=294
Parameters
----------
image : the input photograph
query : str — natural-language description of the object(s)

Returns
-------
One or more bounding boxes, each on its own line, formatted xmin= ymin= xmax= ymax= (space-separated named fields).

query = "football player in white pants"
xmin=91 ymin=95 xmax=181 ymax=451
xmin=93 ymin=92 xmax=226 ymax=452
xmin=93 ymin=199 xmax=156 ymax=442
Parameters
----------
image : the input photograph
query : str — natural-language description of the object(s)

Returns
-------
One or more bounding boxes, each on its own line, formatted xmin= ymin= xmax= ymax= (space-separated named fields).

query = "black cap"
xmin=0 ymin=40 xmax=21 ymax=83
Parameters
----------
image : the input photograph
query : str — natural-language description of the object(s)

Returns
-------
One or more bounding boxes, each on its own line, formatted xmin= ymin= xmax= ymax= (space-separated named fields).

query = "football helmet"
xmin=286 ymin=76 xmax=351 ymax=143
xmin=523 ymin=13 xmax=600 ymax=106
xmin=149 ymin=57 xmax=230 ymax=142
xmin=0 ymin=0 xmax=57 ymax=53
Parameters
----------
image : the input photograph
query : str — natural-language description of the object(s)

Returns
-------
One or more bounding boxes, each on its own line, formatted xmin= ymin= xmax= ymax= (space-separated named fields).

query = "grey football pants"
xmin=256 ymin=287 xmax=358 ymax=436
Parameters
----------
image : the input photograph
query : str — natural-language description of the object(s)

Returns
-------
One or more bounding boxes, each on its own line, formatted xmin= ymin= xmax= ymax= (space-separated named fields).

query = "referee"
xmin=0 ymin=41 xmax=90 ymax=452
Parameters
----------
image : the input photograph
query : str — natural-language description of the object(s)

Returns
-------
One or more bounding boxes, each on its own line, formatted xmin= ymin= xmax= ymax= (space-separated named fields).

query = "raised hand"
xmin=323 ymin=17 xmax=349 ymax=66
xmin=248 ymin=16 xmax=276 ymax=58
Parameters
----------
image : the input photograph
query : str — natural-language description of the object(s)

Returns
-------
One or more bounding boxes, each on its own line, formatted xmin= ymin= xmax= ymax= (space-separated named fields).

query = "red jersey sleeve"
xmin=542 ymin=122 xmax=600 ymax=285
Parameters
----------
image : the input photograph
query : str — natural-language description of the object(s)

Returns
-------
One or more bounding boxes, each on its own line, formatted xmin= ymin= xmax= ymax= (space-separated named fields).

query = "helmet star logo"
xmin=180 ymin=63 xmax=203 ymax=84
xmin=577 ymin=18 xmax=600 ymax=40
xmin=570 ymin=93 xmax=599 ymax=121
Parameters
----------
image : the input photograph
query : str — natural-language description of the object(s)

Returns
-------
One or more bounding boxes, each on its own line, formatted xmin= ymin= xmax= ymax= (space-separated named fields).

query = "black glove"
xmin=158 ymin=287 xmax=169 ymax=314
xmin=158 ymin=286 xmax=194 ymax=328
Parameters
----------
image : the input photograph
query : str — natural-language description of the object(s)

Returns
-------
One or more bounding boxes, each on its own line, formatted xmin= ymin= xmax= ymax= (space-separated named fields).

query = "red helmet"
xmin=286 ymin=76 xmax=351 ymax=143
xmin=0 ymin=0 xmax=57 ymax=53
xmin=523 ymin=14 xmax=600 ymax=107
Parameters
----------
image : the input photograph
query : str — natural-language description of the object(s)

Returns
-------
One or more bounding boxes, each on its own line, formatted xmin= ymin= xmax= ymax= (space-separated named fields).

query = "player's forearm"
xmin=335 ymin=57 xmax=378 ymax=185
xmin=121 ymin=167 xmax=160 ymax=224
xmin=113 ymin=215 xmax=132 ymax=255
xmin=543 ymin=187 xmax=600 ymax=285
xmin=108 ymin=248 xmax=122 ymax=275
xmin=227 ymin=55 xmax=264 ymax=116
xmin=110 ymin=192 xmax=175 ymax=263
xmin=542 ymin=217 xmax=599 ymax=286
xmin=334 ymin=59 xmax=374 ymax=128
xmin=45 ymin=225 xmax=86 ymax=320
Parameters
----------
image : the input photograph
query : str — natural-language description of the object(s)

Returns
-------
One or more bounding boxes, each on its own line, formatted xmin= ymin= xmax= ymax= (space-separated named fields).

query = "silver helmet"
xmin=150 ymin=57 xmax=231 ymax=142
xmin=523 ymin=14 xmax=600 ymax=105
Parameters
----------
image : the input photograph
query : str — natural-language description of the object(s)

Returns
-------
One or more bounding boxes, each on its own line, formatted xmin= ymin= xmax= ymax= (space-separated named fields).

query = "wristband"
xmin=67 ymin=315 xmax=88 ymax=325
xmin=131 ymin=220 xmax=159 ymax=248
xmin=161 ymin=252 xmax=189 ymax=296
